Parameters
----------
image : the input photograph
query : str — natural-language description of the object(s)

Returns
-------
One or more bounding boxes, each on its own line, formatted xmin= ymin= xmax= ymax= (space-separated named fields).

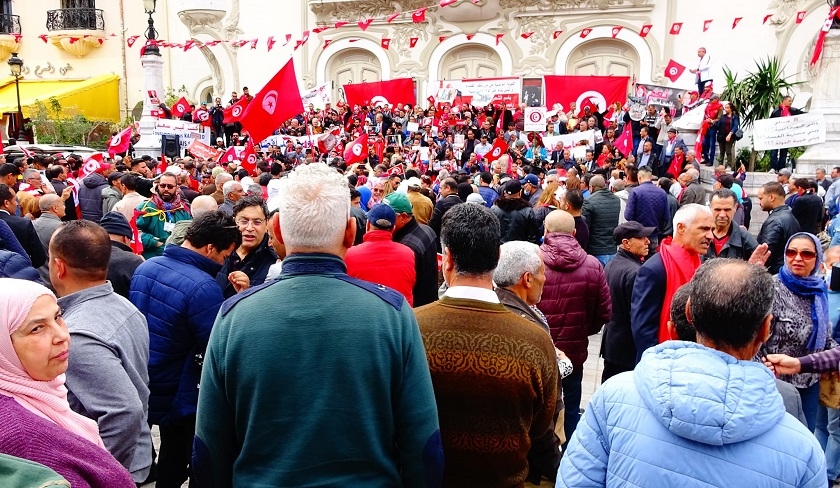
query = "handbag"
xmin=819 ymin=372 xmax=840 ymax=409
xmin=734 ymin=129 xmax=744 ymax=140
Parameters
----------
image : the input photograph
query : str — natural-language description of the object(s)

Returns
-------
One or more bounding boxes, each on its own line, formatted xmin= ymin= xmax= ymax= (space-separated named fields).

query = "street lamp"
xmin=142 ymin=0 xmax=160 ymax=56
xmin=7 ymin=52 xmax=24 ymax=142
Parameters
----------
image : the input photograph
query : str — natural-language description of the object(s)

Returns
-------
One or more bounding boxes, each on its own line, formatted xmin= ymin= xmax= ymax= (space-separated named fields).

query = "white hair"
xmin=222 ymin=180 xmax=241 ymax=197
xmin=687 ymin=168 xmax=700 ymax=182
xmin=276 ymin=163 xmax=350 ymax=250
xmin=493 ymin=241 xmax=542 ymax=288
xmin=39 ymin=194 xmax=62 ymax=212
xmin=673 ymin=203 xmax=712 ymax=228
xmin=215 ymin=172 xmax=233 ymax=187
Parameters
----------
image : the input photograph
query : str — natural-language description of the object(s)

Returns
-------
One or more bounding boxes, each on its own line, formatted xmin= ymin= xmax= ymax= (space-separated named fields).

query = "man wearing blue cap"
xmin=521 ymin=173 xmax=543 ymax=207
xmin=345 ymin=203 xmax=416 ymax=306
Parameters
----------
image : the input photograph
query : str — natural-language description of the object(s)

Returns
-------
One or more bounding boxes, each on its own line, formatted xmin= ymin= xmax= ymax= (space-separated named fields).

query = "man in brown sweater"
xmin=415 ymin=203 xmax=558 ymax=487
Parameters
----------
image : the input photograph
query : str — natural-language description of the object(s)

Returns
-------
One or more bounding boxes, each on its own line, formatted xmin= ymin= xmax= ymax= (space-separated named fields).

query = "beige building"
xmin=0 ymin=0 xmax=832 ymax=140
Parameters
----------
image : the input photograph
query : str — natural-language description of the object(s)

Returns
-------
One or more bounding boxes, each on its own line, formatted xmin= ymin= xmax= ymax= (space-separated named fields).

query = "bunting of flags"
xmin=14 ymin=6 xmax=822 ymax=54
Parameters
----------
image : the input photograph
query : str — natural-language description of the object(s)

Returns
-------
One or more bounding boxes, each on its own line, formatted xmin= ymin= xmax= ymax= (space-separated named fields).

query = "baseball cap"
xmin=504 ymin=180 xmax=523 ymax=195
xmin=778 ymin=168 xmax=792 ymax=176
xmin=405 ymin=177 xmax=422 ymax=188
xmin=613 ymin=221 xmax=656 ymax=244
xmin=368 ymin=203 xmax=397 ymax=229
xmin=466 ymin=193 xmax=485 ymax=205
xmin=667 ymin=127 xmax=677 ymax=134
xmin=384 ymin=192 xmax=413 ymax=214
xmin=520 ymin=174 xmax=539 ymax=186
xmin=95 ymin=162 xmax=111 ymax=174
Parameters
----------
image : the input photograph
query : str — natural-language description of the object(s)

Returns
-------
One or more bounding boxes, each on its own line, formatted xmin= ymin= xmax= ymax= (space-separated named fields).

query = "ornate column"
xmin=795 ymin=29 xmax=840 ymax=175
xmin=133 ymin=53 xmax=165 ymax=158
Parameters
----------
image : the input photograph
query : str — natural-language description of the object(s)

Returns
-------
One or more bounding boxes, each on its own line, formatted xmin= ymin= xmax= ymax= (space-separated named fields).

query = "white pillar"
xmin=133 ymin=53 xmax=165 ymax=158
xmin=795 ymin=30 xmax=840 ymax=176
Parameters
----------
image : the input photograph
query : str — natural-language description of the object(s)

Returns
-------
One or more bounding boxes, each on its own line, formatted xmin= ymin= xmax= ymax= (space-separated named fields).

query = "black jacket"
xmin=491 ymin=197 xmax=538 ymax=244
xmin=791 ymin=192 xmax=823 ymax=235
xmin=770 ymin=106 xmax=805 ymax=118
xmin=428 ymin=194 xmax=463 ymax=244
xmin=50 ymin=179 xmax=77 ymax=221
xmin=392 ymin=218 xmax=439 ymax=307
xmin=78 ymin=173 xmax=108 ymax=222
xmin=602 ymin=249 xmax=644 ymax=369
xmin=582 ymin=189 xmax=621 ymax=255
xmin=216 ymin=234 xmax=278 ymax=299
xmin=706 ymin=223 xmax=758 ymax=261
xmin=0 ymin=212 xmax=47 ymax=268
xmin=758 ymin=205 xmax=801 ymax=275
xmin=107 ymin=241 xmax=145 ymax=299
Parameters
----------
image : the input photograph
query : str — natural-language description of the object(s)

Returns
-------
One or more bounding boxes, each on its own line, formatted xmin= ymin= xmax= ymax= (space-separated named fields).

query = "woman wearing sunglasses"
xmin=762 ymin=232 xmax=835 ymax=431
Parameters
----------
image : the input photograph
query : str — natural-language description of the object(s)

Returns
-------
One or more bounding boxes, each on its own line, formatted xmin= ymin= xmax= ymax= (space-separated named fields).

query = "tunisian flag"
xmin=240 ymin=59 xmax=304 ymax=144
xmin=482 ymin=137 xmax=509 ymax=164
xmin=343 ymin=133 xmax=369 ymax=164
xmin=223 ymin=97 xmax=247 ymax=124
xmin=240 ymin=139 xmax=258 ymax=174
xmin=107 ymin=126 xmax=132 ymax=157
xmin=544 ymin=75 xmax=629 ymax=115
xmin=664 ymin=59 xmax=687 ymax=83
xmin=171 ymin=97 xmax=192 ymax=118
xmin=614 ymin=123 xmax=633 ymax=157
xmin=343 ymin=78 xmax=415 ymax=108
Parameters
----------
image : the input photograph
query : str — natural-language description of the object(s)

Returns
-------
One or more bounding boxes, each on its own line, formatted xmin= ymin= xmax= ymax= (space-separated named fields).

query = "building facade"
xmin=0 ymin=0 xmax=833 ymax=135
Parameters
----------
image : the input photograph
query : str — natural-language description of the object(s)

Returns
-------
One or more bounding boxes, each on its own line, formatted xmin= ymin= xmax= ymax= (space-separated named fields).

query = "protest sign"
xmin=752 ymin=113 xmax=825 ymax=151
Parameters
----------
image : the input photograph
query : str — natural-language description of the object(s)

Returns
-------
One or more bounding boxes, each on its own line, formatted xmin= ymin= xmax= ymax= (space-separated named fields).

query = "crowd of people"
xmin=0 ymin=86 xmax=836 ymax=488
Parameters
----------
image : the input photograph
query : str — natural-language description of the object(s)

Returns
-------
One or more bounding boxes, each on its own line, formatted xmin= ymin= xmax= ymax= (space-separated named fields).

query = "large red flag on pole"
xmin=614 ymin=123 xmax=633 ymax=157
xmin=107 ymin=126 xmax=132 ymax=157
xmin=240 ymin=59 xmax=304 ymax=145
xmin=223 ymin=97 xmax=248 ymax=124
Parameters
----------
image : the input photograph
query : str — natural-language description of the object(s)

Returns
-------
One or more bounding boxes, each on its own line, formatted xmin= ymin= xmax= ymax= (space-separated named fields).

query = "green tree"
xmin=163 ymin=85 xmax=189 ymax=108
xmin=721 ymin=57 xmax=802 ymax=171
xmin=26 ymin=97 xmax=112 ymax=148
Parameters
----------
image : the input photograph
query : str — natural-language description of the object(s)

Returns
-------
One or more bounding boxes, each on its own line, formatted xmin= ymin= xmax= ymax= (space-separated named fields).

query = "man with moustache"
xmin=135 ymin=173 xmax=192 ymax=259
xmin=707 ymin=188 xmax=758 ymax=260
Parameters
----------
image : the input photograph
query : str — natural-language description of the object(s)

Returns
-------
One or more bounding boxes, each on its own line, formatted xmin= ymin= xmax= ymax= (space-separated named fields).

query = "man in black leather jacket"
xmin=757 ymin=181 xmax=800 ymax=275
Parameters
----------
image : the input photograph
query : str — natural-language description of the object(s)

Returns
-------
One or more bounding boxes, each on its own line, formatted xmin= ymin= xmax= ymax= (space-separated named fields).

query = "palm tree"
xmin=721 ymin=57 xmax=802 ymax=171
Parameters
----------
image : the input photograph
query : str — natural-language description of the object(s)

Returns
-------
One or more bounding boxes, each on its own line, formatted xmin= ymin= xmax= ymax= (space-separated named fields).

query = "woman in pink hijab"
xmin=0 ymin=278 xmax=134 ymax=487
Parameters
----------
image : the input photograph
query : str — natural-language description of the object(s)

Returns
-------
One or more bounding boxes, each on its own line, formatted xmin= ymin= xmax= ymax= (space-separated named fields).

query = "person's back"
xmin=791 ymin=190 xmax=823 ymax=235
xmin=345 ymin=225 xmax=416 ymax=306
xmin=625 ymin=179 xmax=669 ymax=231
xmin=78 ymin=172 xmax=108 ymax=222
xmin=193 ymin=164 xmax=442 ymax=487
xmin=558 ymin=342 xmax=825 ymax=487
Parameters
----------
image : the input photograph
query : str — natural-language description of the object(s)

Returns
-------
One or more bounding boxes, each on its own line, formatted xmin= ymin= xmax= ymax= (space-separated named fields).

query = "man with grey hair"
xmin=211 ymin=172 xmax=233 ymax=205
xmin=194 ymin=163 xmax=443 ymax=487
xmin=493 ymin=240 xmax=572 ymax=485
xmin=678 ymin=168 xmax=705 ymax=206
xmin=611 ymin=179 xmax=629 ymax=224
xmin=218 ymin=180 xmax=244 ymax=216
xmin=631 ymin=203 xmax=713 ymax=363
xmin=33 ymin=193 xmax=66 ymax=285
xmin=559 ymin=258 xmax=826 ymax=487
xmin=583 ymin=175 xmax=621 ymax=266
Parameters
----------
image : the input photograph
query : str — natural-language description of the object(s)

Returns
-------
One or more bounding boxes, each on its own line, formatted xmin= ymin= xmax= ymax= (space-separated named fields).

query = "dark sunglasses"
xmin=158 ymin=183 xmax=177 ymax=189
xmin=785 ymin=249 xmax=817 ymax=260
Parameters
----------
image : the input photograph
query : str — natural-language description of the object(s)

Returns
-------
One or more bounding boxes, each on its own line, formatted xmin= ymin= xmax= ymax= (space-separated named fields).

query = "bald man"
xmin=166 ymin=195 xmax=219 ymax=246
xmin=538 ymin=209 xmax=611 ymax=448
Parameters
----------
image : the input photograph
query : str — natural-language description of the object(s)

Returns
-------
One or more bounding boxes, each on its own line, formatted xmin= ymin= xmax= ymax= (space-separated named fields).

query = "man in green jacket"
xmin=135 ymin=173 xmax=191 ymax=259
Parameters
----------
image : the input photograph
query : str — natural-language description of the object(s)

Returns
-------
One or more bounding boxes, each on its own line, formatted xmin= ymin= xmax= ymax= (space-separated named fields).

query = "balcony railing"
xmin=0 ymin=14 xmax=21 ymax=35
xmin=46 ymin=8 xmax=104 ymax=31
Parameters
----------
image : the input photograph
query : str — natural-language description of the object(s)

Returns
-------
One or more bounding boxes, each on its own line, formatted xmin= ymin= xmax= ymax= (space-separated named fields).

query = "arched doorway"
xmin=566 ymin=39 xmax=640 ymax=77
xmin=329 ymin=48 xmax=382 ymax=103
xmin=439 ymin=45 xmax=502 ymax=80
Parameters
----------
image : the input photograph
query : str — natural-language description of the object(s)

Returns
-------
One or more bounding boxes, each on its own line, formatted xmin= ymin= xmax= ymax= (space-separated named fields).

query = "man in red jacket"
xmin=537 ymin=209 xmax=611 ymax=448
xmin=345 ymin=203 xmax=416 ymax=306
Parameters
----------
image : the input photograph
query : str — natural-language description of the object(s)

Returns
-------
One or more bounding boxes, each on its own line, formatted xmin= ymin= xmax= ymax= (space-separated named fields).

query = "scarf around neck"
xmin=0 ymin=279 xmax=104 ymax=447
xmin=150 ymin=192 xmax=188 ymax=216
xmin=658 ymin=237 xmax=702 ymax=343
xmin=778 ymin=232 xmax=830 ymax=352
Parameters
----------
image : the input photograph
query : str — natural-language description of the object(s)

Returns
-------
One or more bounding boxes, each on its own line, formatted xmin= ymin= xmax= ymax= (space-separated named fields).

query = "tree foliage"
xmin=721 ymin=57 xmax=802 ymax=129
xmin=26 ymin=97 xmax=112 ymax=148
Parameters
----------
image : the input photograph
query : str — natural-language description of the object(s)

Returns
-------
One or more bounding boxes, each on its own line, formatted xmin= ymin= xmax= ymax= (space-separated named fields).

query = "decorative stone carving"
xmin=48 ymin=34 xmax=103 ymax=57
xmin=309 ymin=0 xmax=431 ymax=22
xmin=499 ymin=0 xmax=647 ymax=10
xmin=177 ymin=10 xmax=225 ymax=33
xmin=221 ymin=0 xmax=245 ymax=40
xmin=391 ymin=23 xmax=426 ymax=60
xmin=0 ymin=35 xmax=20 ymax=61
xmin=768 ymin=0 xmax=799 ymax=26
xmin=519 ymin=16 xmax=556 ymax=56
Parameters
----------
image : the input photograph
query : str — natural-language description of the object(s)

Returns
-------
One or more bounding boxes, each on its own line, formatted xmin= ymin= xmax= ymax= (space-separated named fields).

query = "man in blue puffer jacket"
xmin=129 ymin=211 xmax=241 ymax=488
xmin=558 ymin=258 xmax=826 ymax=488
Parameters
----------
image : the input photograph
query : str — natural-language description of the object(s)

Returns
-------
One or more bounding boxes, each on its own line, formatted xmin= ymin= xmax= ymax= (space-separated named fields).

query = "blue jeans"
xmin=702 ymin=127 xmax=718 ymax=162
xmin=817 ymin=405 xmax=840 ymax=480
xmin=798 ymin=381 xmax=821 ymax=432
xmin=561 ymin=368 xmax=583 ymax=450
xmin=595 ymin=254 xmax=616 ymax=267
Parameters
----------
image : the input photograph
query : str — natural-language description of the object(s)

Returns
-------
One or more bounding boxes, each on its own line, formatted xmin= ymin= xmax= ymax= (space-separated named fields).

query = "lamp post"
xmin=134 ymin=0 xmax=164 ymax=158
xmin=142 ymin=0 xmax=160 ymax=56
xmin=7 ymin=52 xmax=25 ymax=143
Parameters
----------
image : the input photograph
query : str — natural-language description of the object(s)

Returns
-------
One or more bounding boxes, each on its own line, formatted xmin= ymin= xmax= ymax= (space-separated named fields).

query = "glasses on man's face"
xmin=785 ymin=248 xmax=817 ymax=260
xmin=158 ymin=183 xmax=177 ymax=189
xmin=373 ymin=189 xmax=384 ymax=194
xmin=236 ymin=218 xmax=264 ymax=228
